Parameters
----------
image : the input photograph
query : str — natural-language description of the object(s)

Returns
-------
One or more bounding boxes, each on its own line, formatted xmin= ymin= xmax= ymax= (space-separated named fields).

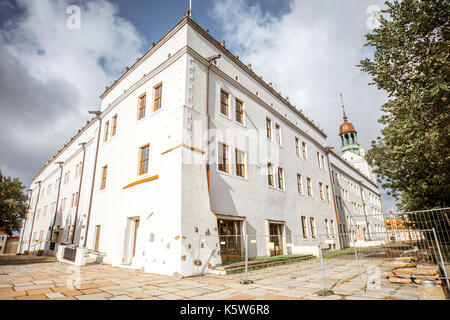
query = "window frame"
xmin=100 ymin=165 xmax=108 ymax=190
xmin=235 ymin=148 xmax=246 ymax=178
xmin=112 ymin=114 xmax=118 ymax=136
xmin=220 ymin=89 xmax=230 ymax=117
xmin=267 ymin=162 xmax=274 ymax=187
xmin=138 ymin=144 xmax=150 ymax=176
xmin=266 ymin=117 xmax=272 ymax=140
xmin=153 ymin=83 xmax=162 ymax=112
xmin=218 ymin=142 xmax=230 ymax=173
xmin=137 ymin=93 xmax=146 ymax=120
xmin=297 ymin=173 xmax=303 ymax=194
xmin=277 ymin=167 xmax=284 ymax=190
xmin=235 ymin=98 xmax=245 ymax=125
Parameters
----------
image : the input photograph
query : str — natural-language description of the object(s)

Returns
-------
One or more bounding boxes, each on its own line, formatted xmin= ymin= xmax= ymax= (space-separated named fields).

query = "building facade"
xmin=18 ymin=14 xmax=385 ymax=277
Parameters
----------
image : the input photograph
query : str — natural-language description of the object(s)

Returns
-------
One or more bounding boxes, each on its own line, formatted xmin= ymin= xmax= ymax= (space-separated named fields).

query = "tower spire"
xmin=340 ymin=93 xmax=347 ymax=122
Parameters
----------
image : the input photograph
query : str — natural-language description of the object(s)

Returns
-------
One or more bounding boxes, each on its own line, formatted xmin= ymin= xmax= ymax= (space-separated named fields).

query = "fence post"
xmin=353 ymin=235 xmax=362 ymax=280
xmin=245 ymin=234 xmax=248 ymax=282
xmin=431 ymin=228 xmax=449 ymax=289
xmin=319 ymin=236 xmax=327 ymax=293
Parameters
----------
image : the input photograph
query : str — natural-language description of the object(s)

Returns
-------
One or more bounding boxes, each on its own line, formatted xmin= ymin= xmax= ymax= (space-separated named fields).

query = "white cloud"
xmin=0 ymin=0 xmax=145 ymax=185
xmin=211 ymin=0 xmax=395 ymax=210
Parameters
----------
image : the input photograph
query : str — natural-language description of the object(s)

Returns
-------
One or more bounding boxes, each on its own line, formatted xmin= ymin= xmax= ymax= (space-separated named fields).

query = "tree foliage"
xmin=359 ymin=0 xmax=450 ymax=211
xmin=0 ymin=170 xmax=27 ymax=235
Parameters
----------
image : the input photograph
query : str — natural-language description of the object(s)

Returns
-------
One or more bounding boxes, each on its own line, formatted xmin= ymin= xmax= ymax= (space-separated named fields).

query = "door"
xmin=94 ymin=225 xmax=100 ymax=252
xmin=269 ymin=223 xmax=284 ymax=256
xmin=218 ymin=219 xmax=243 ymax=262
xmin=132 ymin=219 xmax=140 ymax=258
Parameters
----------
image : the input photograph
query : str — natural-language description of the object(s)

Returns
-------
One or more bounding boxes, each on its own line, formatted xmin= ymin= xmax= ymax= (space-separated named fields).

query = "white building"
xmin=18 ymin=14 xmax=385 ymax=277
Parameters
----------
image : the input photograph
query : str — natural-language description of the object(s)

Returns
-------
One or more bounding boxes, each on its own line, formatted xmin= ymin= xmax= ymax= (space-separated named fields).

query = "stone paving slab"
xmin=0 ymin=258 xmax=424 ymax=300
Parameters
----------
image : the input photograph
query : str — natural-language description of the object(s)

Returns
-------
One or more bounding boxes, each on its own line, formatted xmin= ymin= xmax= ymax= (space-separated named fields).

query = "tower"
xmin=339 ymin=94 xmax=360 ymax=155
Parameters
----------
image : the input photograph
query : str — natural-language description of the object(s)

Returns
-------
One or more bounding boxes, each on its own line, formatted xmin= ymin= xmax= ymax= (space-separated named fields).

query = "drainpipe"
xmin=83 ymin=112 xmax=102 ymax=248
xmin=71 ymin=142 xmax=87 ymax=245
xmin=27 ymin=181 xmax=42 ymax=252
xmin=19 ymin=189 xmax=33 ymax=253
xmin=325 ymin=147 xmax=342 ymax=249
xmin=50 ymin=161 xmax=64 ymax=242
xmin=204 ymin=54 xmax=221 ymax=193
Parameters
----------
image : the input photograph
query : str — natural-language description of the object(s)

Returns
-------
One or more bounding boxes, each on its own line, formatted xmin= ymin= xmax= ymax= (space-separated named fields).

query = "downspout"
xmin=204 ymin=54 xmax=221 ymax=193
xmin=71 ymin=142 xmax=87 ymax=245
xmin=83 ymin=113 xmax=102 ymax=248
xmin=27 ymin=181 xmax=42 ymax=252
xmin=325 ymin=148 xmax=342 ymax=248
xmin=19 ymin=189 xmax=33 ymax=253
xmin=50 ymin=161 xmax=64 ymax=242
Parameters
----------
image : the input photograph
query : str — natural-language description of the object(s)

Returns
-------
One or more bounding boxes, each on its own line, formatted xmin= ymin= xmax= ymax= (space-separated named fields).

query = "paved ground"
xmin=0 ymin=258 xmax=419 ymax=300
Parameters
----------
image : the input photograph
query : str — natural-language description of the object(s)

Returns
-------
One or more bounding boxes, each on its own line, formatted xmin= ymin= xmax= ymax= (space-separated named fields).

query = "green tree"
xmin=359 ymin=0 xmax=450 ymax=211
xmin=0 ymin=170 xmax=27 ymax=235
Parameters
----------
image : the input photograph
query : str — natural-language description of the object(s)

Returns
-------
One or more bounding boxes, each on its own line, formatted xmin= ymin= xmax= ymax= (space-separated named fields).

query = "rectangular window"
xmin=310 ymin=217 xmax=316 ymax=238
xmin=104 ymin=120 xmax=109 ymax=142
xmin=139 ymin=144 xmax=150 ymax=175
xmin=235 ymin=149 xmax=246 ymax=177
xmin=218 ymin=142 xmax=229 ymax=173
xmin=267 ymin=162 xmax=274 ymax=186
xmin=307 ymin=178 xmax=312 ymax=196
xmin=301 ymin=216 xmax=308 ymax=238
xmin=277 ymin=167 xmax=284 ymax=190
xmin=330 ymin=220 xmax=335 ymax=237
xmin=319 ymin=182 xmax=324 ymax=200
xmin=325 ymin=219 xmax=330 ymax=238
xmin=220 ymin=90 xmax=229 ymax=116
xmin=275 ymin=124 xmax=281 ymax=144
xmin=302 ymin=141 xmax=307 ymax=159
xmin=297 ymin=173 xmax=303 ymax=194
xmin=235 ymin=98 xmax=244 ymax=124
xmin=321 ymin=155 xmax=325 ymax=171
xmin=295 ymin=137 xmax=300 ymax=156
xmin=112 ymin=114 xmax=117 ymax=136
xmin=317 ymin=152 xmax=321 ymax=168
xmin=153 ymin=83 xmax=162 ymax=111
xmin=100 ymin=165 xmax=107 ymax=190
xmin=326 ymin=185 xmax=331 ymax=202
xmin=266 ymin=117 xmax=272 ymax=140
xmin=138 ymin=93 xmax=146 ymax=120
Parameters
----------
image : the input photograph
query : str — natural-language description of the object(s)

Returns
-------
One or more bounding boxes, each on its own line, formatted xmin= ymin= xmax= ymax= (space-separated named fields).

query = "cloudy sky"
xmin=0 ymin=0 xmax=396 ymax=211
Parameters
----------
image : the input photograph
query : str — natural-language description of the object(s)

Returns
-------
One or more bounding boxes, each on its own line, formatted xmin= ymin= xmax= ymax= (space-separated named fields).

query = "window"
xmin=275 ymin=124 xmax=281 ymax=144
xmin=112 ymin=114 xmax=117 ymax=136
xmin=326 ymin=185 xmax=331 ymax=202
xmin=295 ymin=137 xmax=300 ymax=156
xmin=301 ymin=216 xmax=308 ymax=238
xmin=307 ymin=178 xmax=312 ymax=196
xmin=321 ymin=155 xmax=325 ymax=171
xmin=218 ymin=142 xmax=229 ymax=173
xmin=302 ymin=141 xmax=307 ymax=159
xmin=277 ymin=167 xmax=284 ymax=190
xmin=310 ymin=217 xmax=316 ymax=238
xmin=100 ymin=165 xmax=107 ymax=190
xmin=325 ymin=219 xmax=330 ymax=238
xmin=330 ymin=220 xmax=335 ymax=237
xmin=139 ymin=144 xmax=150 ymax=175
xmin=138 ymin=93 xmax=146 ymax=120
xmin=235 ymin=149 xmax=246 ymax=177
xmin=317 ymin=152 xmax=321 ymax=168
xmin=266 ymin=117 xmax=272 ymax=139
xmin=319 ymin=182 xmax=324 ymax=200
xmin=71 ymin=193 xmax=75 ymax=208
xmin=104 ymin=120 xmax=109 ymax=142
xmin=235 ymin=98 xmax=244 ymax=124
xmin=220 ymin=90 xmax=229 ymax=116
xmin=153 ymin=83 xmax=162 ymax=111
xmin=267 ymin=163 xmax=274 ymax=186
xmin=297 ymin=173 xmax=303 ymax=194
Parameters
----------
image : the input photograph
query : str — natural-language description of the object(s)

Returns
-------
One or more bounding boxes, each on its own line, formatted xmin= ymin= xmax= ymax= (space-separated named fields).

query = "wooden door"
xmin=94 ymin=225 xmax=100 ymax=251
xmin=269 ymin=223 xmax=284 ymax=256
xmin=132 ymin=219 xmax=140 ymax=257
xmin=218 ymin=219 xmax=242 ymax=262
